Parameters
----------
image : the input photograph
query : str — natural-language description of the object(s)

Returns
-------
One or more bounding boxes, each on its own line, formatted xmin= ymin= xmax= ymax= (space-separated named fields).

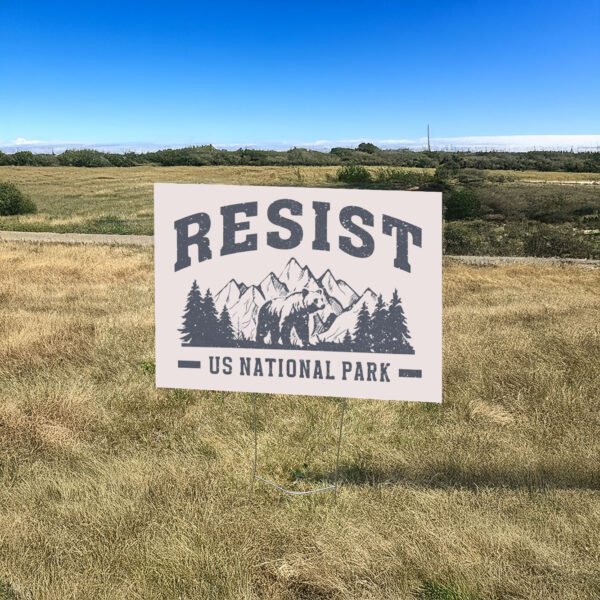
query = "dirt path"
xmin=0 ymin=230 xmax=154 ymax=246
xmin=443 ymin=255 xmax=600 ymax=268
xmin=1 ymin=230 xmax=598 ymax=268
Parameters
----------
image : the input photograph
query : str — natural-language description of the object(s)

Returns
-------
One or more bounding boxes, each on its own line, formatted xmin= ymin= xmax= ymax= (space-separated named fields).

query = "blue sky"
xmin=1 ymin=1 xmax=599 ymax=149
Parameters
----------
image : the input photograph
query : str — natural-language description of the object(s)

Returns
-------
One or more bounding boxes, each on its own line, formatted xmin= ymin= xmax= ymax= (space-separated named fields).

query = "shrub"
xmin=433 ymin=165 xmax=456 ymax=188
xmin=522 ymin=223 xmax=598 ymax=258
xmin=375 ymin=167 xmax=432 ymax=187
xmin=11 ymin=151 xmax=37 ymax=166
xmin=356 ymin=142 xmax=380 ymax=154
xmin=444 ymin=220 xmax=506 ymax=255
xmin=58 ymin=149 xmax=113 ymax=167
xmin=477 ymin=182 xmax=600 ymax=225
xmin=484 ymin=171 xmax=517 ymax=183
xmin=443 ymin=220 xmax=599 ymax=258
xmin=337 ymin=164 xmax=373 ymax=185
xmin=30 ymin=153 xmax=59 ymax=166
xmin=444 ymin=187 xmax=481 ymax=220
xmin=0 ymin=182 xmax=37 ymax=215
xmin=455 ymin=168 xmax=486 ymax=186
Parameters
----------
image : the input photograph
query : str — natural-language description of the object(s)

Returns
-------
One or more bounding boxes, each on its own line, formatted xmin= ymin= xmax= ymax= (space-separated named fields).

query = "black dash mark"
xmin=178 ymin=360 xmax=201 ymax=369
xmin=398 ymin=369 xmax=422 ymax=378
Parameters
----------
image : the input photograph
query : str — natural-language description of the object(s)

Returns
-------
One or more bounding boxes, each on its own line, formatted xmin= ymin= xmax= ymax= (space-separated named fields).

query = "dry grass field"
xmin=0 ymin=166 xmax=598 ymax=237
xmin=0 ymin=166 xmax=344 ymax=235
xmin=1 ymin=241 xmax=599 ymax=599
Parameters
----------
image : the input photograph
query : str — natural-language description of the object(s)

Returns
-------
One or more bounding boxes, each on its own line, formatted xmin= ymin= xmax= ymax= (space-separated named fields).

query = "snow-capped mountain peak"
xmin=320 ymin=269 xmax=336 ymax=287
xmin=279 ymin=257 xmax=304 ymax=289
xmin=228 ymin=285 xmax=265 ymax=340
xmin=259 ymin=272 xmax=288 ymax=300
xmin=239 ymin=285 xmax=264 ymax=304
xmin=214 ymin=278 xmax=242 ymax=312
xmin=358 ymin=288 xmax=378 ymax=308
xmin=318 ymin=269 xmax=359 ymax=309
xmin=320 ymin=287 xmax=378 ymax=343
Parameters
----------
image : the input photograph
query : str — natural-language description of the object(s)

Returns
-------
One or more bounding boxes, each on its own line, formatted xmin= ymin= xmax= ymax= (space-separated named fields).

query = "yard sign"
xmin=155 ymin=184 xmax=441 ymax=402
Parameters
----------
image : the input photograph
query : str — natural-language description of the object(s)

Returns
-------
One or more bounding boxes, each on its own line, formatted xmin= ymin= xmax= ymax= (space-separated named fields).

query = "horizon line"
xmin=2 ymin=134 xmax=600 ymax=154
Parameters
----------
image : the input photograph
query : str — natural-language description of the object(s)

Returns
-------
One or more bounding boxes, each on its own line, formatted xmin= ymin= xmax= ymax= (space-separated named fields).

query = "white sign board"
xmin=155 ymin=184 xmax=441 ymax=402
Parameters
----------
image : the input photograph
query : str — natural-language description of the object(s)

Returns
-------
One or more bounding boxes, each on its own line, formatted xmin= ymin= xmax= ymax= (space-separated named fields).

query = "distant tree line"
xmin=1 ymin=143 xmax=599 ymax=172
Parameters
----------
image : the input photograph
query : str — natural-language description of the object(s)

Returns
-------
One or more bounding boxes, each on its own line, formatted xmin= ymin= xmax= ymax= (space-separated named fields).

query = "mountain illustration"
xmin=318 ymin=269 xmax=359 ymax=309
xmin=214 ymin=278 xmax=244 ymax=313
xmin=278 ymin=257 xmax=304 ymax=289
xmin=229 ymin=285 xmax=264 ymax=340
xmin=320 ymin=288 xmax=378 ymax=343
xmin=279 ymin=258 xmax=321 ymax=292
xmin=259 ymin=272 xmax=289 ymax=300
xmin=180 ymin=258 xmax=414 ymax=354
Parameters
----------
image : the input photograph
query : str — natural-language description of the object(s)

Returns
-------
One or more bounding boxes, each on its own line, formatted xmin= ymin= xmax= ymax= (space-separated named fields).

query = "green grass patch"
xmin=418 ymin=581 xmax=480 ymax=600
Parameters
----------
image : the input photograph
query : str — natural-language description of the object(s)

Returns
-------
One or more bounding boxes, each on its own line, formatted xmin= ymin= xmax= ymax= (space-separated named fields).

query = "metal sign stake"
xmin=249 ymin=394 xmax=347 ymax=500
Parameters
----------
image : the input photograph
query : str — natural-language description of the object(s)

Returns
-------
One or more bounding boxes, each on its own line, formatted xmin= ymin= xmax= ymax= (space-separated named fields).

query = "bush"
xmin=522 ymin=223 xmax=598 ymax=258
xmin=455 ymin=168 xmax=486 ymax=186
xmin=11 ymin=151 xmax=37 ymax=166
xmin=476 ymin=183 xmax=600 ymax=225
xmin=0 ymin=182 xmax=37 ymax=215
xmin=375 ymin=167 xmax=433 ymax=187
xmin=444 ymin=187 xmax=481 ymax=220
xmin=443 ymin=220 xmax=516 ymax=255
xmin=443 ymin=220 xmax=599 ymax=258
xmin=337 ymin=164 xmax=373 ymax=185
xmin=356 ymin=142 xmax=380 ymax=154
xmin=58 ymin=149 xmax=113 ymax=167
xmin=484 ymin=171 xmax=517 ymax=183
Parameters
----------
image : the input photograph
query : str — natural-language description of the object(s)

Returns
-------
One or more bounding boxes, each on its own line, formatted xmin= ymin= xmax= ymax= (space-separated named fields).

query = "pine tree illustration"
xmin=218 ymin=305 xmax=235 ymax=346
xmin=353 ymin=302 xmax=372 ymax=352
xmin=371 ymin=294 xmax=388 ymax=352
xmin=386 ymin=289 xmax=413 ymax=353
xmin=342 ymin=329 xmax=353 ymax=349
xmin=179 ymin=280 xmax=204 ymax=346
xmin=202 ymin=289 xmax=220 ymax=346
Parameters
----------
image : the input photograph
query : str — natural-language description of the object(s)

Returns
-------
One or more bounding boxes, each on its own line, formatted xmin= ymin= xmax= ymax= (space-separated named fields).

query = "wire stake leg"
xmin=249 ymin=393 xmax=258 ymax=500
xmin=333 ymin=398 xmax=346 ymax=502
xmin=249 ymin=395 xmax=348 ymax=500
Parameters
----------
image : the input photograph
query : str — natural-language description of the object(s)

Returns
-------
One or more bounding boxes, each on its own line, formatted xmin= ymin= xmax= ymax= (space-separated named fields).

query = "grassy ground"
xmin=500 ymin=170 xmax=600 ymax=182
xmin=0 ymin=166 xmax=343 ymax=235
xmin=0 ymin=166 xmax=598 ymax=237
xmin=1 ymin=242 xmax=599 ymax=599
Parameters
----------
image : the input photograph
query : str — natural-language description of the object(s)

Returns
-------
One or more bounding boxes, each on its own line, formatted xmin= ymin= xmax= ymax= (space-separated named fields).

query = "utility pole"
xmin=427 ymin=124 xmax=431 ymax=152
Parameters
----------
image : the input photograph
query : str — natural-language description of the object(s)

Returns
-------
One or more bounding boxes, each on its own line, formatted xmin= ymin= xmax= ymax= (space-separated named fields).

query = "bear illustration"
xmin=256 ymin=289 xmax=326 ymax=347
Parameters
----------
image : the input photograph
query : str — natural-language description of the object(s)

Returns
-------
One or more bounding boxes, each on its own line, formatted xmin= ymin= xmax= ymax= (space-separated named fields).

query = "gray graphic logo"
xmin=180 ymin=258 xmax=414 ymax=354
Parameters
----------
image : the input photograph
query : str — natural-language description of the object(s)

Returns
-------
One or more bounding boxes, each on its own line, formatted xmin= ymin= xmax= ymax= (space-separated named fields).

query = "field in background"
xmin=0 ymin=166 xmax=344 ymax=235
xmin=0 ymin=166 xmax=598 ymax=238
xmin=1 ymin=241 xmax=599 ymax=600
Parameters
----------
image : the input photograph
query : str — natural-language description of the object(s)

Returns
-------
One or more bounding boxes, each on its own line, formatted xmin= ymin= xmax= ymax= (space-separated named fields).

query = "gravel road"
xmin=1 ymin=230 xmax=598 ymax=268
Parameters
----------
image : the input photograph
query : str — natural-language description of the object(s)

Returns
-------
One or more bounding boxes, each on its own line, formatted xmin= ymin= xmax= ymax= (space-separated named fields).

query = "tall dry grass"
xmin=0 ymin=242 xmax=599 ymax=599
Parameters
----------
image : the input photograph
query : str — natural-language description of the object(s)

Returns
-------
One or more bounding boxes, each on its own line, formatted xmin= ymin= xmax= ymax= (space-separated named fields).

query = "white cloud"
xmin=11 ymin=137 xmax=47 ymax=145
